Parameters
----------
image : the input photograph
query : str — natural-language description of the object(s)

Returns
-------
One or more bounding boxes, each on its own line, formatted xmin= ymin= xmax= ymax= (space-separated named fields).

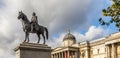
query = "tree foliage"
xmin=99 ymin=0 xmax=120 ymax=31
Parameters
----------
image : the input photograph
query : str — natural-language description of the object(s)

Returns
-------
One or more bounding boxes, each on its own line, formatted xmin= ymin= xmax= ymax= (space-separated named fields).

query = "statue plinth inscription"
xmin=14 ymin=43 xmax=52 ymax=58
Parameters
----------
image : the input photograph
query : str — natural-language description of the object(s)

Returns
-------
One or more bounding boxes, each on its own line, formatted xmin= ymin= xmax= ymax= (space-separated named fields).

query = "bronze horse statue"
xmin=17 ymin=11 xmax=48 ymax=44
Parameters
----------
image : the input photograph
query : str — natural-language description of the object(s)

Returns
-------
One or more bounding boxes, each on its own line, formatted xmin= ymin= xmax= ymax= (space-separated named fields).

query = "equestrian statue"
xmin=17 ymin=11 xmax=48 ymax=44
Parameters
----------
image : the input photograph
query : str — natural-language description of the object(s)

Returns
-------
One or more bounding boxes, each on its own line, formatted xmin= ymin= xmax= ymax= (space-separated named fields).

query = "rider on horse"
xmin=31 ymin=12 xmax=38 ymax=32
xmin=18 ymin=11 xmax=48 ymax=44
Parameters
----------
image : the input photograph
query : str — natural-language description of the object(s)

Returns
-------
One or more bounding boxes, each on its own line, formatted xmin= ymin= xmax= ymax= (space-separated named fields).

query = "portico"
xmin=52 ymin=47 xmax=79 ymax=58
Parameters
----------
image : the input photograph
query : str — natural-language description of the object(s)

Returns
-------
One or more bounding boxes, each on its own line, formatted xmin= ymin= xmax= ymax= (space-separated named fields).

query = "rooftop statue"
xmin=17 ymin=11 xmax=48 ymax=44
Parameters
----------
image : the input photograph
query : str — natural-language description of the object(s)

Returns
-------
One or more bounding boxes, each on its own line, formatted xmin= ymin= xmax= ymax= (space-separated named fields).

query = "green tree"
xmin=99 ymin=0 xmax=120 ymax=31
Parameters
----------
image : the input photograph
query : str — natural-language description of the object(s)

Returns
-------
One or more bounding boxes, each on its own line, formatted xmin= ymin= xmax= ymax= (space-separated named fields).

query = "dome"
xmin=63 ymin=33 xmax=76 ymax=42
xmin=62 ymin=29 xmax=76 ymax=46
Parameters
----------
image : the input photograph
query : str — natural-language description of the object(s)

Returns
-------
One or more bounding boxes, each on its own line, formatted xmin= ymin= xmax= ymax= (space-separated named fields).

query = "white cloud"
xmin=85 ymin=26 xmax=105 ymax=39
xmin=0 ymin=18 xmax=14 ymax=38
xmin=74 ymin=26 xmax=106 ymax=42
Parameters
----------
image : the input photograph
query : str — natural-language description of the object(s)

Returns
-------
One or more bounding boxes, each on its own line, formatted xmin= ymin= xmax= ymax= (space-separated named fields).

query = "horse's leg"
xmin=23 ymin=32 xmax=27 ymax=43
xmin=27 ymin=33 xmax=29 ymax=43
xmin=37 ymin=33 xmax=40 ymax=43
xmin=42 ymin=33 xmax=45 ymax=44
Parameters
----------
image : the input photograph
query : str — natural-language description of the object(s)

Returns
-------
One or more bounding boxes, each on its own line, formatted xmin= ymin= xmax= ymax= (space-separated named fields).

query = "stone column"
xmin=56 ymin=53 xmax=58 ymax=58
xmin=72 ymin=51 xmax=74 ymax=58
xmin=75 ymin=51 xmax=78 ymax=58
xmin=54 ymin=54 xmax=56 ymax=58
xmin=55 ymin=53 xmax=58 ymax=58
xmin=53 ymin=54 xmax=55 ymax=58
xmin=69 ymin=51 xmax=71 ymax=58
xmin=65 ymin=51 xmax=66 ymax=58
xmin=52 ymin=54 xmax=53 ymax=58
xmin=53 ymin=54 xmax=54 ymax=58
xmin=71 ymin=51 xmax=73 ymax=58
xmin=68 ymin=51 xmax=70 ymax=58
xmin=73 ymin=51 xmax=75 ymax=58
xmin=57 ymin=53 xmax=59 ymax=58
xmin=59 ymin=53 xmax=61 ymax=58
xmin=62 ymin=52 xmax=64 ymax=58
xmin=86 ymin=48 xmax=90 ymax=58
xmin=112 ymin=44 xmax=115 ymax=58
xmin=64 ymin=51 xmax=66 ymax=58
xmin=106 ymin=45 xmax=108 ymax=58
xmin=114 ymin=43 xmax=117 ymax=58
xmin=63 ymin=52 xmax=65 ymax=58
xmin=113 ymin=43 xmax=117 ymax=58
xmin=61 ymin=53 xmax=62 ymax=58
xmin=106 ymin=45 xmax=111 ymax=58
xmin=14 ymin=43 xmax=52 ymax=58
xmin=58 ymin=53 xmax=59 ymax=58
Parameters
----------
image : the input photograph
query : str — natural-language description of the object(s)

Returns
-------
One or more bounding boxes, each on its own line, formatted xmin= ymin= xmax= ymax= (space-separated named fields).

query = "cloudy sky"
xmin=0 ymin=0 xmax=118 ymax=58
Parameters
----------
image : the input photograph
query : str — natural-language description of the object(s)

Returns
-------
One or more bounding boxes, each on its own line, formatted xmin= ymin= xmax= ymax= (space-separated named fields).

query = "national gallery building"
xmin=51 ymin=32 xmax=120 ymax=58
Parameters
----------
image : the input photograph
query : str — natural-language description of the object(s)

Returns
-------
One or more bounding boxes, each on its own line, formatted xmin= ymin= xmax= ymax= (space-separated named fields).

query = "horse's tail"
xmin=45 ymin=27 xmax=48 ymax=39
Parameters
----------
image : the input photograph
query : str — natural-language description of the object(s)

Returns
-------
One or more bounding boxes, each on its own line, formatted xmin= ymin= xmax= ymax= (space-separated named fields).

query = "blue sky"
xmin=0 ymin=0 xmax=118 ymax=58
xmin=86 ymin=0 xmax=117 ymax=34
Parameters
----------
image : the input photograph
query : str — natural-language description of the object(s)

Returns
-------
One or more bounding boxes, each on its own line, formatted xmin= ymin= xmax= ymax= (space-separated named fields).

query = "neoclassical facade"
xmin=51 ymin=32 xmax=120 ymax=58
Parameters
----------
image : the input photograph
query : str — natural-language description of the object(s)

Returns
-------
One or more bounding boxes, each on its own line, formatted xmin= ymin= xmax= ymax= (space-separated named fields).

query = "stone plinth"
xmin=14 ymin=43 xmax=52 ymax=58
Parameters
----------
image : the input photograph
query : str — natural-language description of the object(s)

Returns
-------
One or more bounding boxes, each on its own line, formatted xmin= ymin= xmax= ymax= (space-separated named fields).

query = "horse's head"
xmin=18 ymin=11 xmax=24 ymax=20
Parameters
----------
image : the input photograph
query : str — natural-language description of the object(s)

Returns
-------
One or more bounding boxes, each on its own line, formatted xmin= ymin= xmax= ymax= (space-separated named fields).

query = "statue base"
xmin=14 ymin=43 xmax=52 ymax=58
